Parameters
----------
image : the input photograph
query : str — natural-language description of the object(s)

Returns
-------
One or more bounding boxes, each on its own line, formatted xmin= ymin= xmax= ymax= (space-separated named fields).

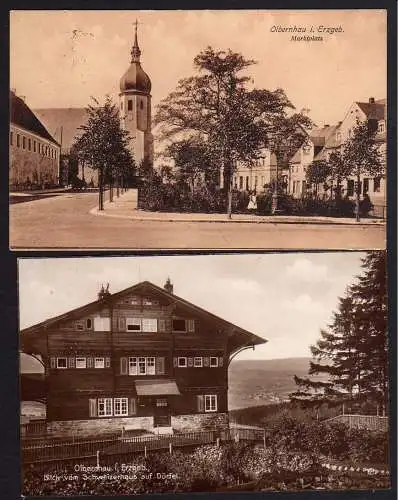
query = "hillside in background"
xmin=228 ymin=357 xmax=315 ymax=410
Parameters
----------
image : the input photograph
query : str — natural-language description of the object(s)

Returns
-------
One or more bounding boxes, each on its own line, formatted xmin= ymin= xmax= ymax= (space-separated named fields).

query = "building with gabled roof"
xmin=9 ymin=91 xmax=61 ymax=190
xmin=20 ymin=279 xmax=266 ymax=438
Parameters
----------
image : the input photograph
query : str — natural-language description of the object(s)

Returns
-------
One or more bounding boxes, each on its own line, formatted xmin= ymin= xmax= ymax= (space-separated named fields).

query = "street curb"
xmin=89 ymin=206 xmax=385 ymax=226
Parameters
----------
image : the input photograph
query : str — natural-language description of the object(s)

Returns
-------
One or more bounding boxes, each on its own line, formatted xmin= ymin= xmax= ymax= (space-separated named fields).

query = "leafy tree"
xmin=155 ymin=46 xmax=312 ymax=217
xmin=291 ymin=251 xmax=388 ymax=413
xmin=341 ymin=120 xmax=383 ymax=221
xmin=328 ymin=151 xmax=351 ymax=199
xmin=305 ymin=160 xmax=332 ymax=199
xmin=72 ymin=96 xmax=135 ymax=210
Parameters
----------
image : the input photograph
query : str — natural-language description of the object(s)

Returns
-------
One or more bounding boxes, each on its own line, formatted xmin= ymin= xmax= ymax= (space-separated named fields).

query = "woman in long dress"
xmin=247 ymin=191 xmax=257 ymax=213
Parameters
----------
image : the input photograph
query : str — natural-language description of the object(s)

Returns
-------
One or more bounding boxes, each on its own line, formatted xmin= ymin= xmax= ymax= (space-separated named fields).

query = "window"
xmin=128 ymin=100 xmax=133 ymax=111
xmin=120 ymin=101 xmax=123 ymax=110
xmin=75 ymin=321 xmax=84 ymax=331
xmin=378 ymin=121 xmax=385 ymax=134
xmin=363 ymin=178 xmax=369 ymax=195
xmin=194 ymin=357 xmax=203 ymax=367
xmin=254 ymin=176 xmax=258 ymax=187
xmin=374 ymin=177 xmax=381 ymax=193
xmin=147 ymin=357 xmax=155 ymax=375
xmin=33 ymin=140 xmax=36 ymax=152
xmin=86 ymin=318 xmax=92 ymax=329
xmin=142 ymin=318 xmax=157 ymax=332
xmin=177 ymin=357 xmax=187 ymax=368
xmin=98 ymin=398 xmax=113 ymax=417
xmin=126 ymin=318 xmax=141 ymax=331
xmin=204 ymin=395 xmax=217 ymax=412
xmin=22 ymin=136 xmax=26 ymax=149
xmin=210 ymin=357 xmax=219 ymax=368
xmin=130 ymin=296 xmax=140 ymax=305
xmin=347 ymin=180 xmax=354 ymax=197
xmin=57 ymin=357 xmax=67 ymax=369
xmin=140 ymin=100 xmax=144 ymax=110
xmin=172 ymin=319 xmax=186 ymax=332
xmin=246 ymin=177 xmax=249 ymax=190
xmin=239 ymin=176 xmax=243 ymax=189
xmin=143 ymin=298 xmax=153 ymax=305
xmin=95 ymin=357 xmax=105 ymax=369
xmin=76 ymin=357 xmax=87 ymax=369
xmin=129 ymin=357 xmax=137 ymax=375
xmin=156 ymin=399 xmax=168 ymax=407
xmin=17 ymin=134 xmax=20 ymax=147
xmin=114 ymin=398 xmax=128 ymax=416
xmin=28 ymin=138 xmax=31 ymax=151
xmin=10 ymin=131 xmax=13 ymax=145
xmin=93 ymin=317 xmax=111 ymax=332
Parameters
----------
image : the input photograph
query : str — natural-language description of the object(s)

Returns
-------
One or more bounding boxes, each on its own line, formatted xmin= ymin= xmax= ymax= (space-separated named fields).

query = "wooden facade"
xmin=20 ymin=281 xmax=266 ymax=433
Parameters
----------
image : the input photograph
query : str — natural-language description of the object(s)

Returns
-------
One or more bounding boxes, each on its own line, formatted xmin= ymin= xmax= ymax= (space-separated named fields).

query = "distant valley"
xmin=228 ymin=357 xmax=313 ymax=410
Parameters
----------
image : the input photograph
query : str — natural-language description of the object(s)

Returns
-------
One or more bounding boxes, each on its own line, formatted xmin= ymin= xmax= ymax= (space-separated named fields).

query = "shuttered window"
xmin=205 ymin=395 xmax=217 ymax=412
xmin=89 ymin=399 xmax=97 ymax=417
xmin=197 ymin=395 xmax=204 ymax=413
xmin=114 ymin=398 xmax=128 ymax=416
xmin=120 ymin=357 xmax=128 ymax=375
xmin=210 ymin=357 xmax=218 ymax=368
xmin=155 ymin=357 xmax=165 ymax=375
xmin=56 ymin=357 xmax=67 ymax=369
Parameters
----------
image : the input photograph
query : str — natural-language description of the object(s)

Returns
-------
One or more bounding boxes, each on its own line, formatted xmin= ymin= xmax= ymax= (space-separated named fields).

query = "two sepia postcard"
xmin=7 ymin=7 xmax=395 ymax=499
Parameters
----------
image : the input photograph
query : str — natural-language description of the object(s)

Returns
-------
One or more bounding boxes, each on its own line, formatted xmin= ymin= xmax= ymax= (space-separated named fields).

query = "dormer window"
xmin=377 ymin=121 xmax=385 ymax=133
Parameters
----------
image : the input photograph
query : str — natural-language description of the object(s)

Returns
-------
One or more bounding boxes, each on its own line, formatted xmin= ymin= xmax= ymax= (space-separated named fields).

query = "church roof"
xmin=10 ymin=91 xmax=60 ymax=146
xmin=33 ymin=108 xmax=88 ymax=153
xmin=120 ymin=24 xmax=151 ymax=93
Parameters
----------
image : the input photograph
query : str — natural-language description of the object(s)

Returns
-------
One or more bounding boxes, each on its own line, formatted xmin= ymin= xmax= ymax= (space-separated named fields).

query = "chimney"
xmin=369 ymin=97 xmax=375 ymax=104
xmin=338 ymin=121 xmax=342 ymax=126
xmin=98 ymin=283 xmax=111 ymax=300
xmin=164 ymin=278 xmax=174 ymax=294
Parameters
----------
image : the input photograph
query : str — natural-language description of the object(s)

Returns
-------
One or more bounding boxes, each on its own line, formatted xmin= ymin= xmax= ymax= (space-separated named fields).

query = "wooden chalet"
xmin=20 ymin=280 xmax=266 ymax=437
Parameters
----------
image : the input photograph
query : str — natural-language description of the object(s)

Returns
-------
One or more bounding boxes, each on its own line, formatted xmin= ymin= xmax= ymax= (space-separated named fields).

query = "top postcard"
xmin=9 ymin=9 xmax=388 ymax=250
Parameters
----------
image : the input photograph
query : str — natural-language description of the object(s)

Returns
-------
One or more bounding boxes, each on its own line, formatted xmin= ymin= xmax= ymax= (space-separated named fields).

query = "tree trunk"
xmin=116 ymin=176 xmax=120 ymax=198
xmin=355 ymin=171 xmax=361 ymax=222
xmin=99 ymin=168 xmax=104 ymax=211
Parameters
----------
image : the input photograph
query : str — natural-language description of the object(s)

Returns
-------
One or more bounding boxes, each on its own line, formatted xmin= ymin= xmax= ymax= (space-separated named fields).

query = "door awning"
xmin=135 ymin=379 xmax=181 ymax=396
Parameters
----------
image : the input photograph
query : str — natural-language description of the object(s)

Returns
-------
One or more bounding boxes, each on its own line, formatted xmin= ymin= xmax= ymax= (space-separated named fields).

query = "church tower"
xmin=119 ymin=22 xmax=153 ymax=166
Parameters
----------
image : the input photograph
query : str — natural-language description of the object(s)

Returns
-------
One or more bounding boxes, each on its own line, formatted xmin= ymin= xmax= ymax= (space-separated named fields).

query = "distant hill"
xmin=228 ymin=357 xmax=314 ymax=410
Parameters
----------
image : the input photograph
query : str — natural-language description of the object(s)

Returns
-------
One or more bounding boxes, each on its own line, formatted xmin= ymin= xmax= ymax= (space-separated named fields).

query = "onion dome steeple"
xmin=120 ymin=20 xmax=151 ymax=93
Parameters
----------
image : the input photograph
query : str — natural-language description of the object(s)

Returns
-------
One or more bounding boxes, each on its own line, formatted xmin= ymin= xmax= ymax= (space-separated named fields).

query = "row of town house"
xmin=20 ymin=280 xmax=266 ymax=438
xmin=235 ymin=97 xmax=387 ymax=217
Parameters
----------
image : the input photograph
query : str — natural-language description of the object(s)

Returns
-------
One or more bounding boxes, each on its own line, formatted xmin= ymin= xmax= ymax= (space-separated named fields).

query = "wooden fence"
xmin=325 ymin=414 xmax=388 ymax=432
xmin=22 ymin=427 xmax=266 ymax=467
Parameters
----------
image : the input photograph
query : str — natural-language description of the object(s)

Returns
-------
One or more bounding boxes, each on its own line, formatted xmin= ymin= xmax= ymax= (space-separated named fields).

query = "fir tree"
xmin=291 ymin=251 xmax=388 ymax=413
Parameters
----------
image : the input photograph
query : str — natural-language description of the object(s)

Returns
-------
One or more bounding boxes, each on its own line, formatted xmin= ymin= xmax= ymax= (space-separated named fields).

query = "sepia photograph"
xmin=9 ymin=9 xmax=387 ymax=250
xmin=19 ymin=252 xmax=390 ymax=495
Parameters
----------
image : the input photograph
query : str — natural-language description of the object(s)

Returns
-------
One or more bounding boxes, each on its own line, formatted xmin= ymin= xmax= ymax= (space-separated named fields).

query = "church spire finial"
xmin=131 ymin=19 xmax=141 ymax=63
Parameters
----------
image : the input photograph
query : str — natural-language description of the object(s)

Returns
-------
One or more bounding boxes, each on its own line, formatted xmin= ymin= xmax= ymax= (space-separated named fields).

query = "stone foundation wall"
xmin=171 ymin=413 xmax=229 ymax=433
xmin=47 ymin=416 xmax=153 ymax=438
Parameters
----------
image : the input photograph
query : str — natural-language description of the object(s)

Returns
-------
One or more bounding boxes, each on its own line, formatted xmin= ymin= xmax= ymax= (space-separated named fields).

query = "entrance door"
xmin=153 ymin=398 xmax=171 ymax=427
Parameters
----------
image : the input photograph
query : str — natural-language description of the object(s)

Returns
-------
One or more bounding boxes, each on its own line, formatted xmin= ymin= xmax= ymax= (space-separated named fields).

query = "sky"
xmin=10 ymin=10 xmax=386 ymax=127
xmin=18 ymin=253 xmax=366 ymax=361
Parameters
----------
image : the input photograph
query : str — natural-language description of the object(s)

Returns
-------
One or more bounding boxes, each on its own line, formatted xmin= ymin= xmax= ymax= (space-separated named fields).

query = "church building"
xmin=119 ymin=22 xmax=154 ymax=167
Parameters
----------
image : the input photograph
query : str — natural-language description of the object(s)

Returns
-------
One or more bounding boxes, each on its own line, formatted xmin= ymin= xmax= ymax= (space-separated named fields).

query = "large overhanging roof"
xmin=20 ymin=281 xmax=267 ymax=351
